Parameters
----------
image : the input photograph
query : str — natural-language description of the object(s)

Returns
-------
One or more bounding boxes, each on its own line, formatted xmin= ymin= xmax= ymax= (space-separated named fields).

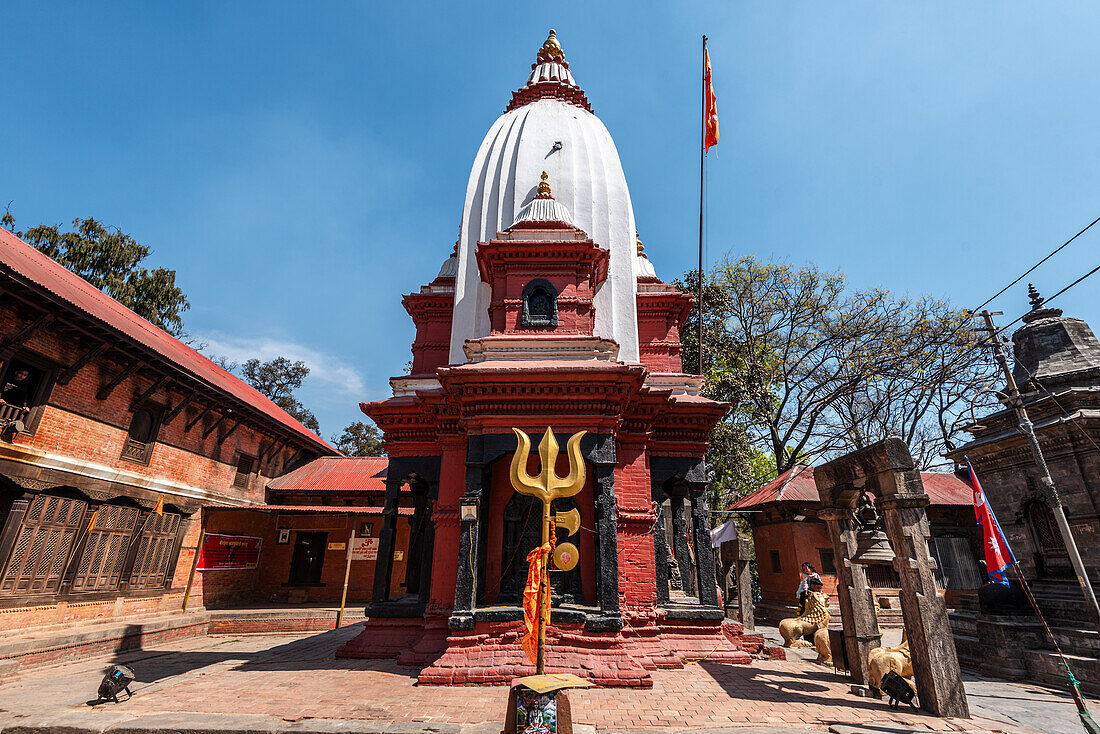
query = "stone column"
xmin=689 ymin=490 xmax=719 ymax=607
xmin=818 ymin=507 xmax=881 ymax=687
xmin=877 ymin=474 xmax=970 ymax=718
xmin=652 ymin=503 xmax=671 ymax=605
xmin=449 ymin=456 xmax=483 ymax=630
xmin=371 ymin=479 xmax=403 ymax=603
xmin=669 ymin=496 xmax=695 ymax=597
xmin=588 ymin=460 xmax=623 ymax=631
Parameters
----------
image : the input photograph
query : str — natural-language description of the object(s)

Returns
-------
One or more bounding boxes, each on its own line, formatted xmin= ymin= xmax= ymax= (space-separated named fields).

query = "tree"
xmin=332 ymin=421 xmax=385 ymax=457
xmin=686 ymin=255 xmax=996 ymax=474
xmin=3 ymin=212 xmax=189 ymax=335
xmin=241 ymin=357 xmax=320 ymax=434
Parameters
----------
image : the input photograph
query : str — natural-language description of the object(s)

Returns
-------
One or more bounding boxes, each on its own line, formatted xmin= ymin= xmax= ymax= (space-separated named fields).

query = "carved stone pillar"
xmin=669 ymin=496 xmax=695 ymax=597
xmin=587 ymin=436 xmax=622 ymax=632
xmin=878 ymin=474 xmax=970 ymax=718
xmin=450 ymin=454 xmax=484 ymax=630
xmin=817 ymin=507 xmax=881 ymax=686
xmin=652 ymin=502 xmax=671 ymax=605
xmin=689 ymin=490 xmax=718 ymax=607
xmin=371 ymin=481 xmax=403 ymax=603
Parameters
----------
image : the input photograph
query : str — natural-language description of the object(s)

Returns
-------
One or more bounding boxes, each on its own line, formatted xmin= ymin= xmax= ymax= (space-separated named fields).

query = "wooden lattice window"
xmin=866 ymin=563 xmax=902 ymax=589
xmin=0 ymin=495 xmax=87 ymax=596
xmin=234 ymin=455 xmax=256 ymax=489
xmin=120 ymin=408 xmax=161 ymax=465
xmin=128 ymin=512 xmax=182 ymax=589
xmin=1027 ymin=500 xmax=1064 ymax=555
xmin=69 ymin=504 xmax=140 ymax=593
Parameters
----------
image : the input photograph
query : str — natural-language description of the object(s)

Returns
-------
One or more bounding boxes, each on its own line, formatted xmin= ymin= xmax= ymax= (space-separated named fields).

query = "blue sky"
xmin=3 ymin=3 xmax=1098 ymax=439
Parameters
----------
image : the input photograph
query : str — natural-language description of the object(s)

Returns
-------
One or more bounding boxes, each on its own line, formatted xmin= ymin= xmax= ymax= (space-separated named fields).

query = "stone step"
xmin=1024 ymin=649 xmax=1100 ymax=696
xmin=951 ymin=633 xmax=983 ymax=671
xmin=1049 ymin=625 xmax=1100 ymax=656
xmin=948 ymin=610 xmax=977 ymax=637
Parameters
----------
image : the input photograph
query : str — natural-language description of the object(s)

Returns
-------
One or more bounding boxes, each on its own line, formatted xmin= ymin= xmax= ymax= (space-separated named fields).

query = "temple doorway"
xmin=478 ymin=455 xmax=596 ymax=607
xmin=288 ymin=531 xmax=326 ymax=586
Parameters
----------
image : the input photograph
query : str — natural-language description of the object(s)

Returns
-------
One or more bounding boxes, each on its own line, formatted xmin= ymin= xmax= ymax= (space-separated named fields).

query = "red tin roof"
xmin=730 ymin=465 xmax=972 ymax=510
xmin=729 ymin=465 xmax=818 ymax=509
xmin=266 ymin=456 xmax=389 ymax=493
xmin=0 ymin=228 xmax=334 ymax=453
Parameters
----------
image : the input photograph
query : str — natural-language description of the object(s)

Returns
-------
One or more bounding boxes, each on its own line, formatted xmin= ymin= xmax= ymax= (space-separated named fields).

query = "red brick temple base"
xmin=337 ymin=614 xmax=765 ymax=688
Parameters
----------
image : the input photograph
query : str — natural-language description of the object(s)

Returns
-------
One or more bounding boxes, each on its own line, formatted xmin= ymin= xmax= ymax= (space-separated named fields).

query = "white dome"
xmin=448 ymin=33 xmax=640 ymax=364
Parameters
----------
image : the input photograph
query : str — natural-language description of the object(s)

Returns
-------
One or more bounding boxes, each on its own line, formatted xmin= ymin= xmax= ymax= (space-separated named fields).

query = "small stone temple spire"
xmin=1022 ymin=283 xmax=1062 ymax=324
xmin=1028 ymin=283 xmax=1045 ymax=311
xmin=538 ymin=29 xmax=565 ymax=62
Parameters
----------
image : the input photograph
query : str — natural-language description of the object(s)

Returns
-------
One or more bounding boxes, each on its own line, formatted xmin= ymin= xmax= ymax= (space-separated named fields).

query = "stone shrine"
xmin=335 ymin=30 xmax=760 ymax=686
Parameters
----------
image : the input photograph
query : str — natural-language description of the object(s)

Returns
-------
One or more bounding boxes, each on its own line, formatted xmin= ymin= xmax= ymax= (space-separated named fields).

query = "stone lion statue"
xmin=868 ymin=630 xmax=912 ymax=692
xmin=779 ymin=579 xmax=830 ymax=664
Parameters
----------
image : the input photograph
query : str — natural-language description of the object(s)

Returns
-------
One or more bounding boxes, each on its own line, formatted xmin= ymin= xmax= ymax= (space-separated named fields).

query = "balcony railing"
xmin=0 ymin=402 xmax=30 ymax=429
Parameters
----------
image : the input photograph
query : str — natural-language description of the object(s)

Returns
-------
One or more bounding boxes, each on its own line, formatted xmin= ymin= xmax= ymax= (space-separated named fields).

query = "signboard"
xmin=197 ymin=533 xmax=261 ymax=570
xmin=349 ymin=537 xmax=379 ymax=561
xmin=327 ymin=542 xmax=346 ymax=551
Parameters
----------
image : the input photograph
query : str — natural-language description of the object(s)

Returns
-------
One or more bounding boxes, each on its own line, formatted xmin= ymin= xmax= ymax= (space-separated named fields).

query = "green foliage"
xmin=681 ymin=254 xmax=997 ymax=478
xmin=332 ymin=421 xmax=386 ymax=457
xmin=240 ymin=357 xmax=320 ymax=434
xmin=4 ymin=212 xmax=189 ymax=336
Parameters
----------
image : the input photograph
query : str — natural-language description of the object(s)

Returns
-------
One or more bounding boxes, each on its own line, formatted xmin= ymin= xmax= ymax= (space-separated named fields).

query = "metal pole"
xmin=181 ymin=510 xmax=208 ymax=613
xmin=979 ymin=310 xmax=1100 ymax=630
xmin=536 ymin=501 xmax=551 ymax=675
xmin=697 ymin=35 xmax=707 ymax=377
xmin=337 ymin=521 xmax=356 ymax=628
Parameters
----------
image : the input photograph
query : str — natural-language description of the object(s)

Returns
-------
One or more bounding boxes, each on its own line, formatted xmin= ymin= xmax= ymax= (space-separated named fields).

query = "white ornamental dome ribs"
xmin=449 ymin=30 xmax=640 ymax=364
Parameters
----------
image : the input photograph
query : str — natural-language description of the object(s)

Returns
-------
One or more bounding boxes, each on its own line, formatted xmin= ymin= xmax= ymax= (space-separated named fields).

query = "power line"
xmin=972 ymin=213 xmax=1100 ymax=314
xmin=999 ymin=262 xmax=1100 ymax=331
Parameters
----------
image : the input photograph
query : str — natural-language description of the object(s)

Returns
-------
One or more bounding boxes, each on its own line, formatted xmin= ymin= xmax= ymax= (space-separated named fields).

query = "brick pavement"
xmin=0 ymin=625 xmax=1043 ymax=732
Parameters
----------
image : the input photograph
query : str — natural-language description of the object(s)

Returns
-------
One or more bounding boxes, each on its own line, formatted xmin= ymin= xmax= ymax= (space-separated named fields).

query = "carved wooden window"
xmin=0 ymin=356 xmax=53 ymax=435
xmin=521 ymin=279 xmax=558 ymax=328
xmin=128 ymin=512 xmax=182 ymax=589
xmin=866 ymin=563 xmax=902 ymax=589
xmin=0 ymin=494 xmax=87 ymax=596
xmin=234 ymin=454 xmax=256 ymax=490
xmin=120 ymin=408 xmax=161 ymax=465
xmin=1027 ymin=499 xmax=1064 ymax=554
xmin=69 ymin=504 xmax=140 ymax=593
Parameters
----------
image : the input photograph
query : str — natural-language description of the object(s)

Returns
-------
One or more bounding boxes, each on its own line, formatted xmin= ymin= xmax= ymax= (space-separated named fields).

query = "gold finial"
xmin=635 ymin=230 xmax=645 ymax=256
xmin=538 ymin=29 xmax=564 ymax=61
xmin=537 ymin=171 xmax=552 ymax=197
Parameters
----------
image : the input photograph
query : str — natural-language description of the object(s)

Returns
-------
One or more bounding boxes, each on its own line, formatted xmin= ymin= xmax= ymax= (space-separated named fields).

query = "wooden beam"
xmin=96 ymin=361 xmax=139 ymax=401
xmin=202 ymin=412 xmax=228 ymax=440
xmin=0 ymin=313 xmax=55 ymax=360
xmin=216 ymin=420 xmax=240 ymax=446
xmin=261 ymin=439 xmax=285 ymax=464
xmin=185 ymin=403 xmax=212 ymax=433
xmin=162 ymin=390 xmax=196 ymax=426
xmin=130 ymin=375 xmax=168 ymax=409
xmin=56 ymin=343 xmax=108 ymax=386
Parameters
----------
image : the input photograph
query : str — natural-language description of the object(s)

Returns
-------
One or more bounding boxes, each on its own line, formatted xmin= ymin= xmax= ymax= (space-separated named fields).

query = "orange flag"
xmin=521 ymin=541 xmax=553 ymax=665
xmin=153 ymin=496 xmax=164 ymax=516
xmin=704 ymin=43 xmax=719 ymax=153
xmin=86 ymin=509 xmax=98 ymax=533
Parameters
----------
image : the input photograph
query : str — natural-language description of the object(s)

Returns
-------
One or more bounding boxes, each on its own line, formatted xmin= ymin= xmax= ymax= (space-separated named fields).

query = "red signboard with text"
xmin=197 ymin=533 xmax=262 ymax=570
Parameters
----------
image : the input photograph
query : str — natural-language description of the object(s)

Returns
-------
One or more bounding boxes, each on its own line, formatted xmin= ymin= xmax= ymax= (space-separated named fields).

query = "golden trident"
xmin=510 ymin=427 xmax=585 ymax=674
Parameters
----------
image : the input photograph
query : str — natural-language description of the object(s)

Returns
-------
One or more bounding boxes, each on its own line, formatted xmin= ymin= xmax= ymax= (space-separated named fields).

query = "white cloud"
xmin=194 ymin=331 xmax=365 ymax=396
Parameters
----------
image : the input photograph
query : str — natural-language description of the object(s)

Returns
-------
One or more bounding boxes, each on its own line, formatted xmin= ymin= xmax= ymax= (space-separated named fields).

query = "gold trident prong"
xmin=510 ymin=427 xmax=587 ymax=504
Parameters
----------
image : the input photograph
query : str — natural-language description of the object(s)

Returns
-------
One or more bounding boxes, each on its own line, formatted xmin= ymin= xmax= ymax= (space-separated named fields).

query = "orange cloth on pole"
xmin=704 ymin=44 xmax=719 ymax=152
xmin=153 ymin=496 xmax=164 ymax=515
xmin=521 ymin=541 xmax=553 ymax=665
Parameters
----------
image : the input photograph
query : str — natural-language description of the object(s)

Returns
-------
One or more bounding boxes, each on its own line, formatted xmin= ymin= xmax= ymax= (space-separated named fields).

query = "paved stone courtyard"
xmin=0 ymin=623 xmax=1089 ymax=733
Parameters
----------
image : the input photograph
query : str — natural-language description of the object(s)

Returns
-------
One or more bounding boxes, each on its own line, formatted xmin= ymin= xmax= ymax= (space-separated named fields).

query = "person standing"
xmin=796 ymin=561 xmax=821 ymax=616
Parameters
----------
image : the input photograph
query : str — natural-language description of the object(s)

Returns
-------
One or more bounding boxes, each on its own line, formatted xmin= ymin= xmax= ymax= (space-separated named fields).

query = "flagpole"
xmin=698 ymin=34 xmax=707 ymax=377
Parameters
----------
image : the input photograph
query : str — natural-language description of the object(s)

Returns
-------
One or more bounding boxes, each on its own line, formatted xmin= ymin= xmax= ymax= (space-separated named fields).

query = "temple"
xmin=335 ymin=30 xmax=759 ymax=686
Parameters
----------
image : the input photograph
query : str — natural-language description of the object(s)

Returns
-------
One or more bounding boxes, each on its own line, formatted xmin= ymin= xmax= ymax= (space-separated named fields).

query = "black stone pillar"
xmin=370 ymin=480 xmax=403 ymax=603
xmin=587 ymin=460 xmax=622 ymax=631
xmin=652 ymin=503 xmax=671 ymax=605
xmin=450 ymin=456 xmax=484 ymax=631
xmin=669 ymin=496 xmax=695 ymax=597
xmin=689 ymin=491 xmax=719 ymax=607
